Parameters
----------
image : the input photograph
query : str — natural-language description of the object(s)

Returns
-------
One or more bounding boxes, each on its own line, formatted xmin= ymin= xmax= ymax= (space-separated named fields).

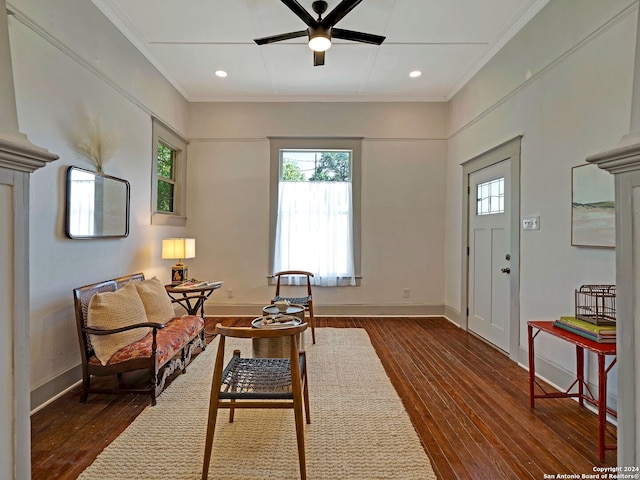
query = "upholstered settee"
xmin=73 ymin=273 xmax=206 ymax=406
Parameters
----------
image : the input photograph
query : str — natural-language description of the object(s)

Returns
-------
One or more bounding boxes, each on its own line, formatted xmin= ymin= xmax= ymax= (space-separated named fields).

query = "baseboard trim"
xmin=204 ymin=303 xmax=445 ymax=317
xmin=30 ymin=364 xmax=82 ymax=414
xmin=443 ymin=305 xmax=461 ymax=326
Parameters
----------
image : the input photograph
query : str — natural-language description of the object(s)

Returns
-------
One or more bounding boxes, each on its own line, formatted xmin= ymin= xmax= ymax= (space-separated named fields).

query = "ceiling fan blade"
xmin=322 ymin=0 xmax=364 ymax=27
xmin=280 ymin=0 xmax=318 ymax=27
xmin=314 ymin=50 xmax=325 ymax=66
xmin=332 ymin=28 xmax=385 ymax=45
xmin=254 ymin=30 xmax=308 ymax=45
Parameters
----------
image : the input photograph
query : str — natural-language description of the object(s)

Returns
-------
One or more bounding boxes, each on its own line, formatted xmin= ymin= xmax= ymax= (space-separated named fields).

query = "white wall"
xmin=8 ymin=0 xmax=190 ymax=409
xmin=445 ymin=0 xmax=635 ymax=398
xmin=186 ymin=102 xmax=448 ymax=313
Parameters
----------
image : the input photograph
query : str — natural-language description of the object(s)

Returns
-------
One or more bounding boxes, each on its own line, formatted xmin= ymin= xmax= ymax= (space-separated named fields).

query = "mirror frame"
xmin=65 ymin=166 xmax=130 ymax=239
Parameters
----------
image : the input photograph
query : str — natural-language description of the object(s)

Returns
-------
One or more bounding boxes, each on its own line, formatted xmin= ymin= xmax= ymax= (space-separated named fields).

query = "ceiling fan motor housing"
xmin=312 ymin=1 xmax=328 ymax=17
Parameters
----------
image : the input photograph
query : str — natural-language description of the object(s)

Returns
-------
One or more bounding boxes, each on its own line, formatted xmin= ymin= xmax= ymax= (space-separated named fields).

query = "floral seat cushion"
xmin=88 ymin=315 xmax=204 ymax=367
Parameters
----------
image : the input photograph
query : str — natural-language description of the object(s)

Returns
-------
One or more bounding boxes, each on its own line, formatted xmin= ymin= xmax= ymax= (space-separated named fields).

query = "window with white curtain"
xmin=269 ymin=138 xmax=362 ymax=287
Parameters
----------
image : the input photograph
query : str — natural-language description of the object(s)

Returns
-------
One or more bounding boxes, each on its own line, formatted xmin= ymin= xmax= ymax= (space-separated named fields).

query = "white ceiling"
xmin=92 ymin=0 xmax=549 ymax=102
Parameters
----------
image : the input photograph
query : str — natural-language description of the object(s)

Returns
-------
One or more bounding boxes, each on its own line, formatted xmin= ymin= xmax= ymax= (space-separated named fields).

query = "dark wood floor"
xmin=31 ymin=317 xmax=617 ymax=480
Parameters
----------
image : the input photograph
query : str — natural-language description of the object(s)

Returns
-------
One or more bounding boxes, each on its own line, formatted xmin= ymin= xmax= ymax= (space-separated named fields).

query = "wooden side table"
xmin=164 ymin=283 xmax=222 ymax=318
xmin=252 ymin=313 xmax=305 ymax=357
xmin=527 ymin=320 xmax=617 ymax=461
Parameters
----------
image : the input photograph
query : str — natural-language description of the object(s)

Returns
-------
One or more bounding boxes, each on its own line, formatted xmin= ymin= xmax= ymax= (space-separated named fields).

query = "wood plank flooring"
xmin=31 ymin=317 xmax=617 ymax=479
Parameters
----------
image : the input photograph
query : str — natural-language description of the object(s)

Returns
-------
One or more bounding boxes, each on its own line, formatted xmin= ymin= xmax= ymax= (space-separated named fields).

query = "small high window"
xmin=151 ymin=119 xmax=187 ymax=226
xmin=156 ymin=142 xmax=176 ymax=213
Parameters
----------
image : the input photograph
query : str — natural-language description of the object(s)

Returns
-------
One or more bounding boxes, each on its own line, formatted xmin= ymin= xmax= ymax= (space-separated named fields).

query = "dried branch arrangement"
xmin=72 ymin=115 xmax=118 ymax=173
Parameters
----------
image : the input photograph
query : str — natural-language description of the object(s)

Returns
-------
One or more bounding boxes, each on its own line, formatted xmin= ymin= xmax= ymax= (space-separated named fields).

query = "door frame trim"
xmin=460 ymin=136 xmax=522 ymax=361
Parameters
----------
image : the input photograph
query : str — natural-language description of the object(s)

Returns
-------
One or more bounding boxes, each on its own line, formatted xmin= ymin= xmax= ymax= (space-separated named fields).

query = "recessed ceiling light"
xmin=215 ymin=70 xmax=228 ymax=78
xmin=409 ymin=70 xmax=422 ymax=78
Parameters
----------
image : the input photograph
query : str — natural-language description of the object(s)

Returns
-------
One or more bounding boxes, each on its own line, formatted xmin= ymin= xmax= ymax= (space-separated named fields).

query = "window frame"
xmin=268 ymin=137 xmax=362 ymax=283
xmin=151 ymin=118 xmax=187 ymax=226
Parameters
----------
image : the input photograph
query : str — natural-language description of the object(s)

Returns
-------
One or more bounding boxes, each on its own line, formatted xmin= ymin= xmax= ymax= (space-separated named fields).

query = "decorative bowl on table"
xmin=274 ymin=300 xmax=290 ymax=312
xmin=252 ymin=315 xmax=300 ymax=328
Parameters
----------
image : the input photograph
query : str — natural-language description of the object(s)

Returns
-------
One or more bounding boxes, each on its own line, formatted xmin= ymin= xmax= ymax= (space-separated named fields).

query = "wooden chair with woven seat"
xmin=272 ymin=270 xmax=316 ymax=343
xmin=201 ymin=322 xmax=310 ymax=480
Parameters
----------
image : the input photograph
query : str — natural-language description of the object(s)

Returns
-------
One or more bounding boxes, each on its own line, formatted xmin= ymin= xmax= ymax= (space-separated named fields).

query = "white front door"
xmin=468 ymin=159 xmax=511 ymax=352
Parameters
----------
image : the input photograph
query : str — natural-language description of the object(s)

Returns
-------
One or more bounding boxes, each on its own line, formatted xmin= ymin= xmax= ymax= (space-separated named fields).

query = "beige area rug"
xmin=78 ymin=328 xmax=437 ymax=480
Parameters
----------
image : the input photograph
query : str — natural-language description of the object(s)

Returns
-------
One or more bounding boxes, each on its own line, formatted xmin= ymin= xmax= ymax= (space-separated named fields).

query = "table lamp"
xmin=162 ymin=238 xmax=195 ymax=285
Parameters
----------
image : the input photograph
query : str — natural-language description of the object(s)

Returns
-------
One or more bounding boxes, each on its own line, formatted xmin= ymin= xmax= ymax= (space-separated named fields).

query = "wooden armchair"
xmin=272 ymin=270 xmax=316 ymax=343
xmin=202 ymin=323 xmax=310 ymax=480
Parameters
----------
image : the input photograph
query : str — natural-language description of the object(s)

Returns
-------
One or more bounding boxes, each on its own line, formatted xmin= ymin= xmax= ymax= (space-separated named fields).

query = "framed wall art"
xmin=571 ymin=163 xmax=615 ymax=248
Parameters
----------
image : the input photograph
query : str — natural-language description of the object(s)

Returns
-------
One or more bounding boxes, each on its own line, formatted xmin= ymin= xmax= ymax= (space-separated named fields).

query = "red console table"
xmin=527 ymin=320 xmax=617 ymax=461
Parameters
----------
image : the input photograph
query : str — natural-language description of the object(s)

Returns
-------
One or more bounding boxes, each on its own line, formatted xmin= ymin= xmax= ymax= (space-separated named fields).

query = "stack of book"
xmin=553 ymin=316 xmax=616 ymax=343
xmin=174 ymin=280 xmax=223 ymax=290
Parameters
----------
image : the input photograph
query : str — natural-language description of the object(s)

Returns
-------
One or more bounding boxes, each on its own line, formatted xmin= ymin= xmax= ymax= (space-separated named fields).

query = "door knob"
xmin=501 ymin=267 xmax=511 ymax=274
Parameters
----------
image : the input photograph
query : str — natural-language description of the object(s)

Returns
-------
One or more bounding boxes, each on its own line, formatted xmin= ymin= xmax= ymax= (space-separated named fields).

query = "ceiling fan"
xmin=254 ymin=0 xmax=385 ymax=66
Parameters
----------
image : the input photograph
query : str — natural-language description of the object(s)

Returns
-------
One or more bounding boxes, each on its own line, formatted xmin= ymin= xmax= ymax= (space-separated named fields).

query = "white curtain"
xmin=274 ymin=181 xmax=355 ymax=287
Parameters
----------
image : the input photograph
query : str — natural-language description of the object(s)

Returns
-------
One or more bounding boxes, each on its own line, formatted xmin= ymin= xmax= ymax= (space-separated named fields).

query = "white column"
xmin=587 ymin=5 xmax=640 ymax=469
xmin=0 ymin=1 xmax=57 ymax=479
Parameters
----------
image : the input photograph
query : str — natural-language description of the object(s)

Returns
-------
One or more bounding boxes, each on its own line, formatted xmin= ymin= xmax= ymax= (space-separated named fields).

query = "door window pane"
xmin=476 ymin=178 xmax=504 ymax=215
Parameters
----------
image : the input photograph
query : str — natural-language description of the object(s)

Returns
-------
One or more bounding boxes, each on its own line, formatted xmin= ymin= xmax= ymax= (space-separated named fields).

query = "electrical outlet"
xmin=227 ymin=289 xmax=233 ymax=299
xmin=403 ymin=288 xmax=410 ymax=298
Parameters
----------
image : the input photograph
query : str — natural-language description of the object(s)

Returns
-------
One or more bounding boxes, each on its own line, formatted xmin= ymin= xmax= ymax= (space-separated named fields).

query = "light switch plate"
xmin=522 ymin=216 xmax=540 ymax=230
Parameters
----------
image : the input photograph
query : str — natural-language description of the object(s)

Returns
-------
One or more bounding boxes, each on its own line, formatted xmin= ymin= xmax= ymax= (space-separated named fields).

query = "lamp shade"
xmin=162 ymin=238 xmax=196 ymax=260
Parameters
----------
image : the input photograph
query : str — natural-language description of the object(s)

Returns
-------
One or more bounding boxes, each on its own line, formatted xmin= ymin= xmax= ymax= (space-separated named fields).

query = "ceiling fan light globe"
xmin=308 ymin=34 xmax=331 ymax=52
